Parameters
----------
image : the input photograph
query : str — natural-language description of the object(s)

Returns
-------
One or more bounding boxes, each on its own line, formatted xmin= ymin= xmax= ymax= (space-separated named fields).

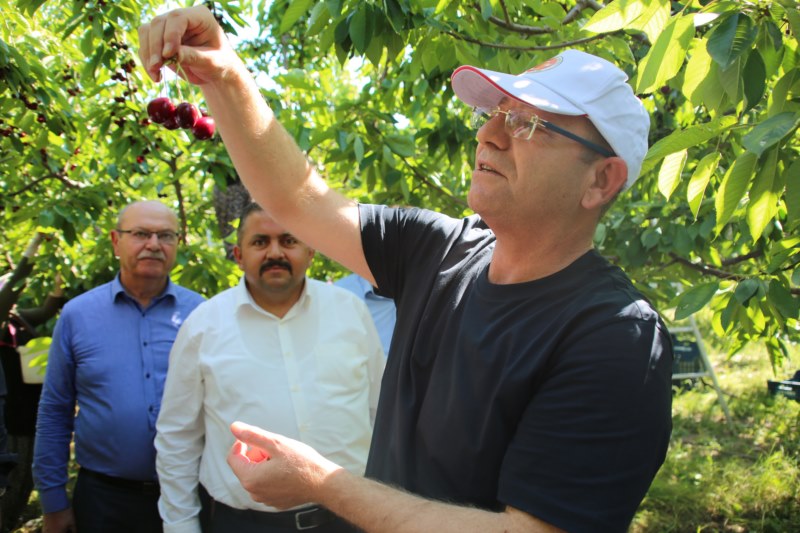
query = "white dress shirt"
xmin=155 ymin=277 xmax=385 ymax=533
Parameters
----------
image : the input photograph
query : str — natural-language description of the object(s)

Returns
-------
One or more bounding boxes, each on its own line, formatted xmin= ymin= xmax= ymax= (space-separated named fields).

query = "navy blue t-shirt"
xmin=360 ymin=204 xmax=673 ymax=532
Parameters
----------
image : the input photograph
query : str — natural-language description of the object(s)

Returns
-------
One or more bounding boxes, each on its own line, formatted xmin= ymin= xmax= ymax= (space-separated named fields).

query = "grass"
xmin=8 ymin=344 xmax=800 ymax=532
xmin=632 ymin=345 xmax=800 ymax=532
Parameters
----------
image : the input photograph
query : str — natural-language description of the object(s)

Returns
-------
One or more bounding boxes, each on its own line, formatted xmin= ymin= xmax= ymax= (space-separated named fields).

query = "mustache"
xmin=260 ymin=259 xmax=292 ymax=275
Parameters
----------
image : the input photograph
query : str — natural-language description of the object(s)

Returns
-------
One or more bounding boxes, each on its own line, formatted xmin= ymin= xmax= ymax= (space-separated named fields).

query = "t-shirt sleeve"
xmin=357 ymin=203 xmax=473 ymax=301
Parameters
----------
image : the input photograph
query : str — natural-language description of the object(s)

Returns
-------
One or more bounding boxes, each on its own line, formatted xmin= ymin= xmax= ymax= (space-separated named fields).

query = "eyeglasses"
xmin=116 ymin=229 xmax=179 ymax=244
xmin=471 ymin=107 xmax=616 ymax=157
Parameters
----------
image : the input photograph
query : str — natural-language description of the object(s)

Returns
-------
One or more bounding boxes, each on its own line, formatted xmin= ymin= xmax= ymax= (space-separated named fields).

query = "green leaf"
xmin=783 ymin=3 xmax=800 ymax=38
xmin=642 ymin=116 xmax=737 ymax=174
xmin=683 ymin=39 xmax=725 ymax=111
xmin=627 ymin=0 xmax=670 ymax=45
xmin=279 ymin=0 xmax=314 ymax=34
xmin=349 ymin=5 xmax=370 ymax=54
xmin=714 ymin=151 xmax=757 ymax=231
xmin=582 ymin=0 xmax=647 ymax=34
xmin=746 ymin=147 xmax=780 ymax=241
xmin=640 ymin=227 xmax=661 ymax=249
xmin=657 ymin=149 xmax=686 ymax=200
xmin=479 ymin=0 xmax=492 ymax=20
xmin=307 ymin=2 xmax=330 ymax=36
xmin=768 ymin=281 xmax=800 ymax=320
xmin=79 ymin=26 xmax=94 ymax=56
xmin=769 ymin=69 xmax=800 ymax=117
xmin=734 ymin=278 xmax=760 ymax=305
xmin=785 ymin=158 xmax=800 ymax=230
xmin=742 ymin=50 xmax=766 ymax=113
xmin=384 ymin=0 xmax=406 ymax=32
xmin=687 ymin=152 xmax=719 ymax=218
xmin=756 ymin=20 xmax=783 ymax=76
xmin=353 ymin=136 xmax=365 ymax=162
xmin=364 ymin=32 xmax=384 ymax=67
xmin=707 ymin=13 xmax=758 ymax=70
xmin=325 ymin=0 xmax=342 ymax=17
xmin=635 ymin=15 xmax=694 ymax=94
xmin=278 ymin=69 xmax=316 ymax=91
xmin=742 ymin=112 xmax=800 ymax=156
xmin=385 ymin=134 xmax=415 ymax=157
xmin=766 ymin=237 xmax=800 ymax=274
xmin=675 ymin=282 xmax=719 ymax=320
xmin=718 ymin=55 xmax=743 ymax=104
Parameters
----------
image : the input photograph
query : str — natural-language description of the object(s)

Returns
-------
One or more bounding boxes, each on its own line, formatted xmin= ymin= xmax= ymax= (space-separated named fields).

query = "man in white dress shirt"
xmin=155 ymin=202 xmax=384 ymax=533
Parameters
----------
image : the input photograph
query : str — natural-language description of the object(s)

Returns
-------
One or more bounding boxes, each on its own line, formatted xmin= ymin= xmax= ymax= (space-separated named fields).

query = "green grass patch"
xmin=632 ymin=345 xmax=800 ymax=532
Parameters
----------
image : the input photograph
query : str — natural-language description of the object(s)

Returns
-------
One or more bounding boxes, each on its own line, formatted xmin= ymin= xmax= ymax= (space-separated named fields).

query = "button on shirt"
xmin=33 ymin=276 xmax=204 ymax=514
xmin=155 ymin=278 xmax=385 ymax=533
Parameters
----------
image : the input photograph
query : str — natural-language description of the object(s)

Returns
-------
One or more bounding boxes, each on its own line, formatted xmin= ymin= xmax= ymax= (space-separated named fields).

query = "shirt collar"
xmin=234 ymin=275 xmax=312 ymax=318
xmin=112 ymin=273 xmax=176 ymax=303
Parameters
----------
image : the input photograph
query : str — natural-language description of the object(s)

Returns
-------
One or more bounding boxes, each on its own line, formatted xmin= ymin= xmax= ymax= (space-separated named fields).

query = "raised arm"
xmin=137 ymin=6 xmax=373 ymax=284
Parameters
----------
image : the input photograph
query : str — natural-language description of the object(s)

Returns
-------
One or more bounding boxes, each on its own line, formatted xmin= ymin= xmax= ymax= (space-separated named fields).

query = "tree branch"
xmin=669 ymin=252 xmax=745 ymax=281
xmin=669 ymin=252 xmax=800 ymax=295
xmin=720 ymin=249 xmax=762 ymax=267
xmin=563 ymin=0 xmax=605 ymax=25
xmin=5 ymin=176 xmax=50 ymax=198
xmin=469 ymin=0 xmax=604 ymax=34
xmin=167 ymin=156 xmax=188 ymax=243
xmin=443 ymin=29 xmax=608 ymax=51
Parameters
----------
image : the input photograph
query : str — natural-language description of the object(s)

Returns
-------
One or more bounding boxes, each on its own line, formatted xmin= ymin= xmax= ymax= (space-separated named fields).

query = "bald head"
xmin=117 ymin=200 xmax=178 ymax=229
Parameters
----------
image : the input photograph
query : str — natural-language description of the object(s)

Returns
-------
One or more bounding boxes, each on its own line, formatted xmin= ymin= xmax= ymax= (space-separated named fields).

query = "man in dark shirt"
xmin=139 ymin=7 xmax=672 ymax=532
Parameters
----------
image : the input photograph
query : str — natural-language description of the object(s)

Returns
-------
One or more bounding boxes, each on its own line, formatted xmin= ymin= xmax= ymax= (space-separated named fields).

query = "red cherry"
xmin=162 ymin=115 xmax=180 ymax=130
xmin=147 ymin=97 xmax=176 ymax=124
xmin=192 ymin=116 xmax=215 ymax=140
xmin=176 ymin=102 xmax=201 ymax=129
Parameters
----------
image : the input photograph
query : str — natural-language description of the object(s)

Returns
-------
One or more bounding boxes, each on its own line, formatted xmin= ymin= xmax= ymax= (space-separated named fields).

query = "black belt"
xmin=80 ymin=468 xmax=160 ymax=496
xmin=208 ymin=496 xmax=337 ymax=530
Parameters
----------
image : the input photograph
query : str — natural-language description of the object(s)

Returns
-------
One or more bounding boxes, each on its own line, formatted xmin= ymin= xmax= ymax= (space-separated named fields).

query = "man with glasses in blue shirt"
xmin=34 ymin=200 xmax=204 ymax=533
xmin=139 ymin=7 xmax=673 ymax=532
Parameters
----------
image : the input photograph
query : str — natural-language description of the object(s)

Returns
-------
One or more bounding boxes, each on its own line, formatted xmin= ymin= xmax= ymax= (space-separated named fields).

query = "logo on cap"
xmin=524 ymin=56 xmax=562 ymax=74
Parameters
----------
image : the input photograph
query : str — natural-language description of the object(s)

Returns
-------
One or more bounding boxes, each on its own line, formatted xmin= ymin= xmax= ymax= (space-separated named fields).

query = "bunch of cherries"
xmin=147 ymin=97 xmax=215 ymax=140
xmin=146 ymin=60 xmax=215 ymax=140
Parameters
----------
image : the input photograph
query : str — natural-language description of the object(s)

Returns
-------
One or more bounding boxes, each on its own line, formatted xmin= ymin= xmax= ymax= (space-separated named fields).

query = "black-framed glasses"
xmin=471 ymin=107 xmax=616 ymax=157
xmin=116 ymin=228 xmax=179 ymax=244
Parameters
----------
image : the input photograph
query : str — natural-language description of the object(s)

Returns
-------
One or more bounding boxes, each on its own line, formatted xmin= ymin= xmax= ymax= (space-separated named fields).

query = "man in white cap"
xmin=138 ymin=7 xmax=672 ymax=532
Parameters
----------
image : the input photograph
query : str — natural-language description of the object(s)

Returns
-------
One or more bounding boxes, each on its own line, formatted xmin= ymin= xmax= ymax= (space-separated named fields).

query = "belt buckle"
xmin=294 ymin=507 xmax=320 ymax=530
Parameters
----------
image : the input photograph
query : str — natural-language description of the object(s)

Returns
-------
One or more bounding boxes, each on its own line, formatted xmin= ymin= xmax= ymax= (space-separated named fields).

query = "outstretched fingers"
xmin=230 ymin=421 xmax=280 ymax=456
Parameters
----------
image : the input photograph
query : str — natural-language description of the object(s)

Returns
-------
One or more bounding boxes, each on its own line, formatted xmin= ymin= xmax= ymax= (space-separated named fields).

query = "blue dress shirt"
xmin=33 ymin=275 xmax=204 ymax=513
xmin=335 ymin=274 xmax=396 ymax=357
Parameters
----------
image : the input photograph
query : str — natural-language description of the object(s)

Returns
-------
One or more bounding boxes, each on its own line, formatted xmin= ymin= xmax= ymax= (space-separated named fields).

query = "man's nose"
xmin=265 ymin=240 xmax=285 ymax=258
xmin=476 ymin=113 xmax=510 ymax=150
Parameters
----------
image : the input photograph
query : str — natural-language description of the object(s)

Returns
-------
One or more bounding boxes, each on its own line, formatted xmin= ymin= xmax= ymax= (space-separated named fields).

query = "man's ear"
xmin=233 ymin=245 xmax=244 ymax=269
xmin=110 ymin=230 xmax=121 ymax=257
xmin=582 ymin=156 xmax=627 ymax=210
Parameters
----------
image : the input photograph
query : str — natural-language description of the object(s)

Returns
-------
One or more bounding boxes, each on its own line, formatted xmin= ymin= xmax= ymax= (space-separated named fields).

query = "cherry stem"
xmin=164 ymin=57 xmax=188 ymax=102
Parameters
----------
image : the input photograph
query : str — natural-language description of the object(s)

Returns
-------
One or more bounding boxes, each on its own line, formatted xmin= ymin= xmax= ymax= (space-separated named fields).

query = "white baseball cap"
xmin=451 ymin=49 xmax=650 ymax=189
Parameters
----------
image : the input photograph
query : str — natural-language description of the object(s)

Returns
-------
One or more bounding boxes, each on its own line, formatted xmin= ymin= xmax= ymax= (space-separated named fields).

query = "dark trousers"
xmin=198 ymin=484 xmax=361 ymax=533
xmin=73 ymin=468 xmax=163 ymax=533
